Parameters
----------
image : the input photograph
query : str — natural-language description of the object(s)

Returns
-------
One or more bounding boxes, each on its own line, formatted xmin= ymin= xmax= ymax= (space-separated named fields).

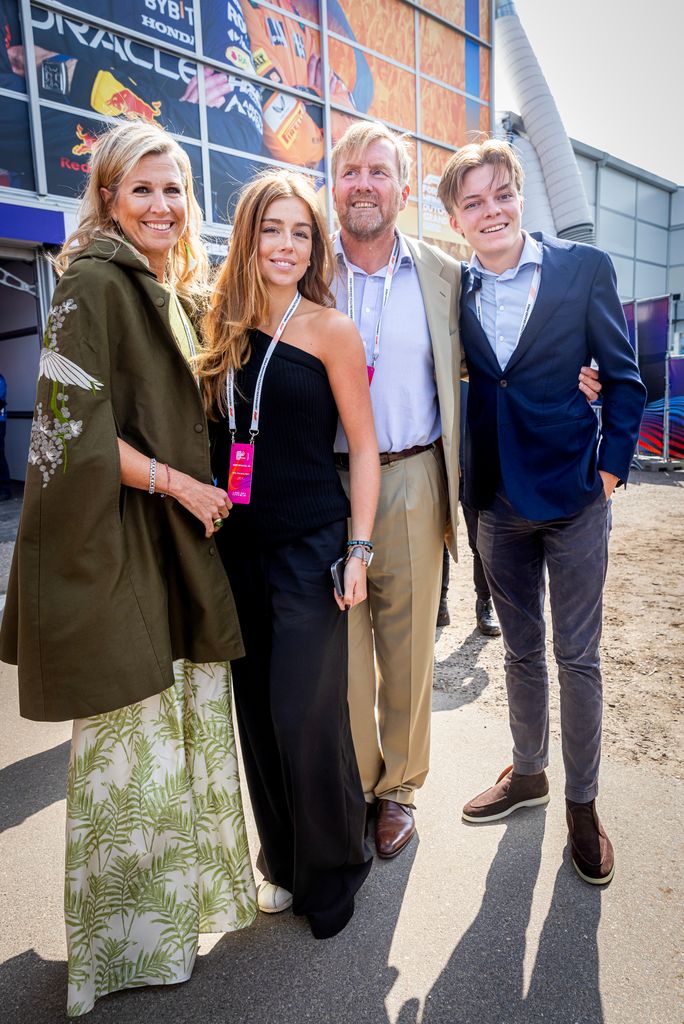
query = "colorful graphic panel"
xmin=668 ymin=358 xmax=684 ymax=460
xmin=0 ymin=0 xmax=26 ymax=93
xmin=419 ymin=15 xmax=464 ymax=91
xmin=332 ymin=0 xmax=414 ymax=66
xmin=631 ymin=296 xmax=670 ymax=458
xmin=56 ymin=0 xmax=198 ymax=53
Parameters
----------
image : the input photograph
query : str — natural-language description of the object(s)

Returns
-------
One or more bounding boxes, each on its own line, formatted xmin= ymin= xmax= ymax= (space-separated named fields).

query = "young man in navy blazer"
xmin=438 ymin=140 xmax=646 ymax=885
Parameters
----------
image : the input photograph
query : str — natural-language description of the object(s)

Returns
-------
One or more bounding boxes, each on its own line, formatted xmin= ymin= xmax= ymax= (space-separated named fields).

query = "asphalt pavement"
xmin=1 ymin=659 xmax=681 ymax=1024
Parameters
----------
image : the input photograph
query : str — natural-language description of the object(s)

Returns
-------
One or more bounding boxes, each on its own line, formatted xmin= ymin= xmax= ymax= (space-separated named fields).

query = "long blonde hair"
xmin=199 ymin=169 xmax=334 ymax=416
xmin=54 ymin=120 xmax=208 ymax=305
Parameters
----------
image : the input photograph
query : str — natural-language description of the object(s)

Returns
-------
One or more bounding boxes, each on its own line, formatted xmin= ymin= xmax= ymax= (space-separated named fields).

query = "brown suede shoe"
xmin=375 ymin=800 xmax=416 ymax=859
xmin=566 ymin=799 xmax=615 ymax=885
xmin=462 ymin=765 xmax=550 ymax=823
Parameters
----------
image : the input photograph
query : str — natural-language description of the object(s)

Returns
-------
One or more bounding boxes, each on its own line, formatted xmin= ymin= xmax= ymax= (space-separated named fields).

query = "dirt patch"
xmin=435 ymin=469 xmax=684 ymax=779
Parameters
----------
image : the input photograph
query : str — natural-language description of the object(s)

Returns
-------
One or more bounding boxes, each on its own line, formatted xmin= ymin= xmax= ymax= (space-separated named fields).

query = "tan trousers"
xmin=340 ymin=447 xmax=448 ymax=805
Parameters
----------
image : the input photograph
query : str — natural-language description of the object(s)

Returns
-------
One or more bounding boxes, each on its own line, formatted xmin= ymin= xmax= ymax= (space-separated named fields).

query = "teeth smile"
xmin=272 ymin=260 xmax=294 ymax=267
xmin=144 ymin=222 xmax=173 ymax=231
xmin=352 ymin=202 xmax=376 ymax=208
xmin=482 ymin=224 xmax=506 ymax=234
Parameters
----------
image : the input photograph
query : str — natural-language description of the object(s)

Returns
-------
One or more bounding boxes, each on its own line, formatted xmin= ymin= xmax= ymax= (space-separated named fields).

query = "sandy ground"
xmin=435 ymin=468 xmax=684 ymax=780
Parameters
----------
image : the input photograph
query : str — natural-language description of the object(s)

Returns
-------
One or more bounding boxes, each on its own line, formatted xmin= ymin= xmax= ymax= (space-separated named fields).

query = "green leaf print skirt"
xmin=64 ymin=661 xmax=257 ymax=1017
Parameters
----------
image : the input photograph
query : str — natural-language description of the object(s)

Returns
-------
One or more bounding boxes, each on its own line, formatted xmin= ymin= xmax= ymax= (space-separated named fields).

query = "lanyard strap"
xmin=226 ymin=291 xmax=302 ymax=440
xmin=344 ymin=234 xmax=400 ymax=368
xmin=474 ymin=262 xmax=542 ymax=348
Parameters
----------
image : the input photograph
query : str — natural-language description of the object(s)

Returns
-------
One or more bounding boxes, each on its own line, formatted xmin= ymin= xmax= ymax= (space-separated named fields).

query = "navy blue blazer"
xmin=460 ymin=232 xmax=647 ymax=521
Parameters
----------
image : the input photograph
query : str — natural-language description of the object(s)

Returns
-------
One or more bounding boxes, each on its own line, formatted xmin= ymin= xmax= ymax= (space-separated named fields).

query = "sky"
xmin=494 ymin=0 xmax=683 ymax=185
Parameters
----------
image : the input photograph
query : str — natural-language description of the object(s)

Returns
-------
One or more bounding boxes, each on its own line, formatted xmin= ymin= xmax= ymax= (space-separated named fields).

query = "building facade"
xmin=0 ymin=0 xmax=494 ymax=479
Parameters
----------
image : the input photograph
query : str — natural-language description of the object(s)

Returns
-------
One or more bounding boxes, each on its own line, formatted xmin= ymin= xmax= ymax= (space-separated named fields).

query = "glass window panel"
xmin=418 ymin=1 xmax=465 ymax=28
xmin=419 ymin=15 xmax=464 ymax=91
xmin=608 ymin=253 xmax=634 ymax=299
xmin=575 ymin=155 xmax=596 ymax=205
xmin=636 ymin=181 xmax=670 ymax=227
xmin=668 ymin=265 xmax=684 ymax=297
xmin=60 ymin=0 xmax=197 ymax=54
xmin=479 ymin=45 xmax=490 ymax=102
xmin=635 ymin=261 xmax=667 ymax=298
xmin=599 ymin=209 xmax=635 ymax=258
xmin=479 ymin=0 xmax=491 ymax=41
xmin=330 ymin=40 xmax=415 ymax=131
xmin=600 ymin=167 xmax=636 ymax=216
xmin=259 ymin=81 xmax=323 ymax=167
xmin=422 ymin=79 xmax=464 ymax=145
xmin=330 ymin=0 xmax=414 ymax=66
xmin=39 ymin=107 xmax=203 ymax=207
xmin=0 ymin=97 xmax=35 ymax=190
xmin=479 ymin=101 xmax=490 ymax=135
xmin=209 ymin=148 xmax=264 ymax=222
xmin=464 ymin=37 xmax=478 ymax=96
xmin=1 ymin=0 xmax=27 ymax=94
xmin=671 ymin=187 xmax=684 ymax=226
xmin=636 ymin=221 xmax=668 ymax=266
xmin=29 ymin=6 xmax=201 ymax=139
xmin=669 ymin=227 xmax=684 ymax=264
xmin=204 ymin=70 xmax=263 ymax=156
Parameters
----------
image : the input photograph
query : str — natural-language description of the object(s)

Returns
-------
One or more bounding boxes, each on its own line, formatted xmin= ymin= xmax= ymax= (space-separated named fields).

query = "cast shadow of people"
xmin=400 ymin=814 xmax=603 ymax=1024
xmin=0 ymin=949 xmax=66 ymax=1022
xmin=0 ymin=740 xmax=70 ymax=833
xmin=433 ymin=630 xmax=495 ymax=710
xmin=62 ymin=839 xmax=418 ymax=1023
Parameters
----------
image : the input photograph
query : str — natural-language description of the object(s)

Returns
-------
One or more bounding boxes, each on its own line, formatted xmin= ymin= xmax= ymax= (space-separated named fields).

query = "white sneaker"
xmin=257 ymin=881 xmax=293 ymax=914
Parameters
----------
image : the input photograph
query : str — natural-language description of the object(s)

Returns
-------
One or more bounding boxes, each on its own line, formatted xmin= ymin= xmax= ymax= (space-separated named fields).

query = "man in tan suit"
xmin=331 ymin=122 xmax=461 ymax=857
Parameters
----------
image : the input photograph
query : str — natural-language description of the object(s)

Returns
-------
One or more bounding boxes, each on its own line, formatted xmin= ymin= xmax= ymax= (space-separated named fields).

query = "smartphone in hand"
xmin=330 ymin=556 xmax=346 ymax=599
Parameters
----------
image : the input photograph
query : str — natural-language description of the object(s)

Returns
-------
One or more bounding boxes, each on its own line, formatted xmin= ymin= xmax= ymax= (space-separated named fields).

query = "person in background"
xmin=200 ymin=168 xmax=379 ymax=939
xmin=0 ymin=121 xmax=255 ymax=1016
xmin=439 ymin=138 xmax=646 ymax=885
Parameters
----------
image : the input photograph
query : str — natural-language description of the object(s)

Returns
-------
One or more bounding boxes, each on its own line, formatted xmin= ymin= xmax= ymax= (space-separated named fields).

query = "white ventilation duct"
xmin=502 ymin=128 xmax=556 ymax=236
xmin=495 ymin=0 xmax=594 ymax=243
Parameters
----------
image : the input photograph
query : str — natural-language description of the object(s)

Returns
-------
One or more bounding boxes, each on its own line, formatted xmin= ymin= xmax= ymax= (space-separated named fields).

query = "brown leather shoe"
xmin=566 ymin=799 xmax=615 ymax=885
xmin=462 ymin=765 xmax=550 ymax=822
xmin=375 ymin=800 xmax=416 ymax=858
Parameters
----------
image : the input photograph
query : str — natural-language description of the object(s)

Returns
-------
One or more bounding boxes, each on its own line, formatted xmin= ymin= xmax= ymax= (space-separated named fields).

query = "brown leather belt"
xmin=334 ymin=443 xmax=435 ymax=471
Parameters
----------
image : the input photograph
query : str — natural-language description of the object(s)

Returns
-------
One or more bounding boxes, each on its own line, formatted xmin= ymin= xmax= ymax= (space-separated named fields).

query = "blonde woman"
xmin=0 ymin=121 xmax=256 ymax=1016
xmin=200 ymin=170 xmax=379 ymax=939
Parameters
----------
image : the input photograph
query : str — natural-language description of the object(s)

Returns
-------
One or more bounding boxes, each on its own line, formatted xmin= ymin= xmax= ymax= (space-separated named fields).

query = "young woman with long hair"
xmin=199 ymin=169 xmax=379 ymax=939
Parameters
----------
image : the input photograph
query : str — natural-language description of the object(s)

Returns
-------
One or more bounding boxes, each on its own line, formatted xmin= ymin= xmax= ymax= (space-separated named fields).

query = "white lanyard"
xmin=344 ymin=234 xmax=400 ymax=369
xmin=226 ymin=291 xmax=301 ymax=440
xmin=474 ymin=262 xmax=542 ymax=347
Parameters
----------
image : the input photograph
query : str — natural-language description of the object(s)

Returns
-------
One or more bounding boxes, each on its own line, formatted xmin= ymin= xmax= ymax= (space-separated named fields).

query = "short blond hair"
xmin=438 ymin=139 xmax=524 ymax=214
xmin=331 ymin=120 xmax=412 ymax=188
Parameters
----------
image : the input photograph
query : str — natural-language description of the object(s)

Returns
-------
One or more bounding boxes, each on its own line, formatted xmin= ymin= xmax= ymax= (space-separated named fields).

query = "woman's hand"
xmin=169 ymin=469 xmax=232 ymax=537
xmin=334 ymin=554 xmax=368 ymax=611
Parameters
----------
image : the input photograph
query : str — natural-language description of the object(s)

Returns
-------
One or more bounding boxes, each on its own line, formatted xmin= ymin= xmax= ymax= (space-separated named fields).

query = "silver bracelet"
xmin=148 ymin=457 xmax=157 ymax=494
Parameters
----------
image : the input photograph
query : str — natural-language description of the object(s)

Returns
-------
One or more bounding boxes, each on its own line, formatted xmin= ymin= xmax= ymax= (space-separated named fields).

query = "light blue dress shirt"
xmin=332 ymin=232 xmax=441 ymax=453
xmin=468 ymin=231 xmax=543 ymax=371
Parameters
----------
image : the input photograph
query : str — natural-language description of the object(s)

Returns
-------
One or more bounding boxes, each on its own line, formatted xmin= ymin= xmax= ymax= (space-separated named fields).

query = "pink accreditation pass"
xmin=228 ymin=443 xmax=254 ymax=504
xmin=366 ymin=365 xmax=375 ymax=384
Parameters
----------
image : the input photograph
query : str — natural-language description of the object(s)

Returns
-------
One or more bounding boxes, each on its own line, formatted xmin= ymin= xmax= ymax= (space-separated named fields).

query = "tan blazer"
xmin=406 ymin=237 xmax=463 ymax=561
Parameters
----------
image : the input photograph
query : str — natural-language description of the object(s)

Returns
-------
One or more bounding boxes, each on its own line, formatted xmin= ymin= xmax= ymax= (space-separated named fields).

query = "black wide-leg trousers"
xmin=224 ymin=518 xmax=372 ymax=939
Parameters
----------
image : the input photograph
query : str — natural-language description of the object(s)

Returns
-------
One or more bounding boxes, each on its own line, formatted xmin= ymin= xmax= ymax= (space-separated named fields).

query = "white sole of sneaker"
xmin=257 ymin=883 xmax=293 ymax=913
xmin=462 ymin=793 xmax=550 ymax=823
xmin=571 ymin=858 xmax=615 ymax=885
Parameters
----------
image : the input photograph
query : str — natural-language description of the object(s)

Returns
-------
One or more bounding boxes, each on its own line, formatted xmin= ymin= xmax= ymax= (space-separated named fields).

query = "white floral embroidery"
xmin=29 ymin=299 xmax=102 ymax=488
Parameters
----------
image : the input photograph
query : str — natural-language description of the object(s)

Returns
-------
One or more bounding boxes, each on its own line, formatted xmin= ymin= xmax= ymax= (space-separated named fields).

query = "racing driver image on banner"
xmin=234 ymin=0 xmax=373 ymax=168
xmin=2 ymin=0 xmax=263 ymax=217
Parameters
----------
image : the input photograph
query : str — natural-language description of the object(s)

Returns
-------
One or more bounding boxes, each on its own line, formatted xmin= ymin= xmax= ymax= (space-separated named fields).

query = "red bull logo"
xmin=107 ymin=88 xmax=162 ymax=123
xmin=72 ymin=124 xmax=99 ymax=157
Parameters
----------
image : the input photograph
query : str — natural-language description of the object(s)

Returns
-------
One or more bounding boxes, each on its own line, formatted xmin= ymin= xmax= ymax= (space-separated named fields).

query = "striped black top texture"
xmin=211 ymin=329 xmax=350 ymax=545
